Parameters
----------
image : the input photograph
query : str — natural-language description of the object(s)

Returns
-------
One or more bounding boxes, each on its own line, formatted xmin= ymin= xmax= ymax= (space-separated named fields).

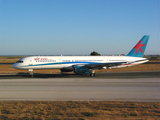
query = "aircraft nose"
xmin=12 ymin=63 xmax=19 ymax=69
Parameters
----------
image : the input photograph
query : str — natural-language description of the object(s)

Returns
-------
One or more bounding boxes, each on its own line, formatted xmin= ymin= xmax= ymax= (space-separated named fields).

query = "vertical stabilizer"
xmin=126 ymin=35 xmax=149 ymax=57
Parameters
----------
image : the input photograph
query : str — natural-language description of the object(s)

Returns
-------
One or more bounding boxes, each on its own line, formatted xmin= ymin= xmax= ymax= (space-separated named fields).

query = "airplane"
xmin=12 ymin=35 xmax=149 ymax=77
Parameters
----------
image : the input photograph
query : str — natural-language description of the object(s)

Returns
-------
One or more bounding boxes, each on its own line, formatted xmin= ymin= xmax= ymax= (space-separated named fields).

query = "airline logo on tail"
xmin=127 ymin=35 xmax=149 ymax=57
xmin=133 ymin=40 xmax=145 ymax=53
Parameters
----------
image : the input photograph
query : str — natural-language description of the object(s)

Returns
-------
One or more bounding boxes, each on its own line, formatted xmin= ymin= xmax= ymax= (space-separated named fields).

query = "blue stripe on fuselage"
xmin=21 ymin=61 xmax=99 ymax=67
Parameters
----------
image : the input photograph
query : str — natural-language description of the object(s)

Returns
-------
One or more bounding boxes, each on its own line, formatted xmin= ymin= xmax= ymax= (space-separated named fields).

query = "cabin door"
xmin=58 ymin=57 xmax=62 ymax=64
xmin=29 ymin=59 xmax=33 ymax=66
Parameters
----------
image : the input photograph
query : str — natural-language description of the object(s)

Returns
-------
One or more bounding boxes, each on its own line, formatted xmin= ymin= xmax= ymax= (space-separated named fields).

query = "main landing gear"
xmin=89 ymin=69 xmax=96 ymax=77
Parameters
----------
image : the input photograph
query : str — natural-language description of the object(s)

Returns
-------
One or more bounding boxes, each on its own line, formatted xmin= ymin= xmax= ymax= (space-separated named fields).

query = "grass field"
xmin=0 ymin=56 xmax=160 ymax=119
xmin=0 ymin=101 xmax=160 ymax=120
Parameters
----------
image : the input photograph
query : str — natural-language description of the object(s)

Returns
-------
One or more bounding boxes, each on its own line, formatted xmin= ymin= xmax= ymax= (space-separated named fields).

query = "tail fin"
xmin=126 ymin=35 xmax=149 ymax=57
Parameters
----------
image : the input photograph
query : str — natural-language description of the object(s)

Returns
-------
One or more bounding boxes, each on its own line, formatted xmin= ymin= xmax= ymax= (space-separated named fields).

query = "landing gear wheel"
xmin=30 ymin=72 xmax=34 ymax=77
xmin=28 ymin=69 xmax=34 ymax=77
xmin=90 ymin=73 xmax=96 ymax=77
xmin=89 ymin=69 xmax=96 ymax=77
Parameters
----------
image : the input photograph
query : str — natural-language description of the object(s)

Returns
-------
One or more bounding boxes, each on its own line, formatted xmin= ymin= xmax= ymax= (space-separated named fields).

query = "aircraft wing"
xmin=84 ymin=62 xmax=127 ymax=69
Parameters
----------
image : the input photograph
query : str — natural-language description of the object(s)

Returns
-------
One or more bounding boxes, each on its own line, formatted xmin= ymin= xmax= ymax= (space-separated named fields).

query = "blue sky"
xmin=0 ymin=0 xmax=160 ymax=55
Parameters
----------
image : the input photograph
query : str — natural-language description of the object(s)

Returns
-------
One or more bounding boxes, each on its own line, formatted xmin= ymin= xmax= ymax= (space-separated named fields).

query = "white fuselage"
xmin=12 ymin=56 xmax=148 ymax=70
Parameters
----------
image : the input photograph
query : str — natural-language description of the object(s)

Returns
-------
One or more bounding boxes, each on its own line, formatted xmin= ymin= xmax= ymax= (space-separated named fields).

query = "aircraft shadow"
xmin=0 ymin=72 xmax=90 ymax=79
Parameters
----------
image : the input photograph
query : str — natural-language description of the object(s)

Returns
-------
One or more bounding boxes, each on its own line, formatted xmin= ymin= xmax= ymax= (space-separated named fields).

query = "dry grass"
xmin=1 ymin=64 xmax=160 ymax=74
xmin=97 ymin=64 xmax=160 ymax=73
xmin=0 ymin=101 xmax=159 ymax=120
xmin=0 ymin=56 xmax=24 ymax=63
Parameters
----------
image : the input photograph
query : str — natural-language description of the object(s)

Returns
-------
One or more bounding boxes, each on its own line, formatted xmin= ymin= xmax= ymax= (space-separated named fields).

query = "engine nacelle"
xmin=73 ymin=65 xmax=89 ymax=75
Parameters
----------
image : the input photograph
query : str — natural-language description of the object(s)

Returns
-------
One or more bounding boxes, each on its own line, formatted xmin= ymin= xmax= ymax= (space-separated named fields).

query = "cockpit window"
xmin=16 ymin=61 xmax=23 ymax=63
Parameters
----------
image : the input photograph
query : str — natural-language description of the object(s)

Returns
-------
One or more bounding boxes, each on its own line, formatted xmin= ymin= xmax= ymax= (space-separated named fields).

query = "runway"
xmin=0 ymin=71 xmax=160 ymax=102
xmin=0 ymin=71 xmax=160 ymax=79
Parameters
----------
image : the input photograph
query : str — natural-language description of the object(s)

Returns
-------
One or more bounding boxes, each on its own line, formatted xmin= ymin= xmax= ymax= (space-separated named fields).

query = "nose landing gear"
xmin=28 ymin=69 xmax=33 ymax=77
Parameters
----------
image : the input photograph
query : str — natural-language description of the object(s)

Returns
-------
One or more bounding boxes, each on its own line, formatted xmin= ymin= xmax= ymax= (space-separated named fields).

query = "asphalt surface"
xmin=0 ymin=71 xmax=160 ymax=102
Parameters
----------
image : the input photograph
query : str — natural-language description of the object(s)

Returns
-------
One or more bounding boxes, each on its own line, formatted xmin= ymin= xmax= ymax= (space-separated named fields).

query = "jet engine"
xmin=73 ymin=65 xmax=89 ymax=75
